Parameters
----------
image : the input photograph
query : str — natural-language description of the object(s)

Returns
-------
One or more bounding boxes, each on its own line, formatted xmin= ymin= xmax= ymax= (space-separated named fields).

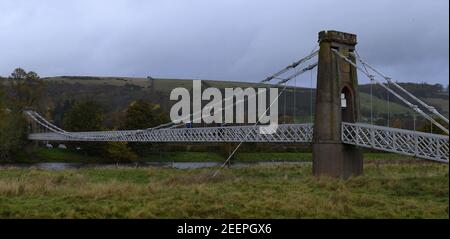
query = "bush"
xmin=104 ymin=142 xmax=139 ymax=163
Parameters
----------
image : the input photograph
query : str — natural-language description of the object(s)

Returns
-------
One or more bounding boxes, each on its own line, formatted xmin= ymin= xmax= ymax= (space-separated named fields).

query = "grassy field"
xmin=0 ymin=155 xmax=447 ymax=218
xmin=45 ymin=76 xmax=266 ymax=90
xmin=12 ymin=148 xmax=106 ymax=163
xmin=424 ymin=97 xmax=449 ymax=116
xmin=360 ymin=92 xmax=410 ymax=115
xmin=12 ymin=148 xmax=226 ymax=163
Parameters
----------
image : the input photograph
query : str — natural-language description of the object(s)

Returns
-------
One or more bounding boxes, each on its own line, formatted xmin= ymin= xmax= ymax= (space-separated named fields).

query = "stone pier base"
xmin=312 ymin=142 xmax=363 ymax=178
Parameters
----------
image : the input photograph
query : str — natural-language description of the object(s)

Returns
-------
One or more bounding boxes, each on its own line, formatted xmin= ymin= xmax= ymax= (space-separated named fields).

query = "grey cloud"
xmin=0 ymin=0 xmax=448 ymax=86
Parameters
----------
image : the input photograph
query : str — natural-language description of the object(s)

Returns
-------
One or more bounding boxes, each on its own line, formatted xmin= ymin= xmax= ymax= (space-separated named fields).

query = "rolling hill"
xmin=2 ymin=75 xmax=447 ymax=128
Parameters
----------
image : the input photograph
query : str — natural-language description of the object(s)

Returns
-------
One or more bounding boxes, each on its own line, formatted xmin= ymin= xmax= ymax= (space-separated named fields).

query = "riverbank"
xmin=6 ymin=148 xmax=316 ymax=163
xmin=0 ymin=157 xmax=447 ymax=218
xmin=7 ymin=148 xmax=418 ymax=164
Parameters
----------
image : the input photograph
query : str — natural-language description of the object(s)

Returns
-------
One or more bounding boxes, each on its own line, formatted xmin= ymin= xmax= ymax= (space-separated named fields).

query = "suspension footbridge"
xmin=24 ymin=30 xmax=449 ymax=177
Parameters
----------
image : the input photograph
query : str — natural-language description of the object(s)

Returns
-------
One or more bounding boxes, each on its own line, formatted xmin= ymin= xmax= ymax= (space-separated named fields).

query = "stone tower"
xmin=312 ymin=30 xmax=363 ymax=178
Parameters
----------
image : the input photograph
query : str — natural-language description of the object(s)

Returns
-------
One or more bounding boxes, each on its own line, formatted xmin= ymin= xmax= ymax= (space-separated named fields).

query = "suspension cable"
xmin=165 ymin=62 xmax=318 ymax=130
xmin=276 ymin=62 xmax=317 ymax=85
xmin=310 ymin=69 xmax=313 ymax=122
xmin=26 ymin=111 xmax=65 ymax=134
xmin=332 ymin=49 xmax=449 ymax=134
xmin=262 ymin=48 xmax=318 ymax=83
xmin=283 ymin=86 xmax=287 ymax=123
xmin=387 ymin=80 xmax=390 ymax=127
xmin=211 ymin=46 xmax=319 ymax=176
xmin=212 ymin=82 xmax=290 ymax=177
xmin=352 ymin=51 xmax=449 ymax=124
xmin=430 ymin=120 xmax=433 ymax=133
xmin=27 ymin=111 xmax=68 ymax=133
xmin=356 ymin=51 xmax=374 ymax=125
xmin=25 ymin=111 xmax=79 ymax=139
xmin=293 ymin=74 xmax=297 ymax=123
xmin=370 ymin=77 xmax=373 ymax=124
xmin=24 ymin=110 xmax=66 ymax=133
xmin=158 ymin=53 xmax=318 ymax=130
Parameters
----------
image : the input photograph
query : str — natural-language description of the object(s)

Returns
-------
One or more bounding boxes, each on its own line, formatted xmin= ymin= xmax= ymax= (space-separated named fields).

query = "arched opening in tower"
xmin=341 ymin=86 xmax=354 ymax=123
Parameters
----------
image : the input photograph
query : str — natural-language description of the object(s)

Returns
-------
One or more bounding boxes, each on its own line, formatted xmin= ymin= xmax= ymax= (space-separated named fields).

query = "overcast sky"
xmin=0 ymin=0 xmax=448 ymax=86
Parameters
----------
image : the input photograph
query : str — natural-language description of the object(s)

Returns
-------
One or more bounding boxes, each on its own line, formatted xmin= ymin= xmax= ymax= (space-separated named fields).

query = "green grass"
xmin=235 ymin=152 xmax=311 ymax=162
xmin=11 ymin=148 xmax=105 ymax=163
xmin=12 ymin=148 xmax=224 ymax=163
xmin=142 ymin=152 xmax=224 ymax=162
xmin=424 ymin=98 xmax=449 ymax=116
xmin=0 ymin=157 xmax=447 ymax=218
xmin=360 ymin=92 xmax=410 ymax=115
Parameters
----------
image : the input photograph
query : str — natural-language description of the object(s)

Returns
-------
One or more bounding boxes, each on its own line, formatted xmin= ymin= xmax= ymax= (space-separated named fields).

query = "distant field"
xmin=0 ymin=156 xmax=447 ymax=218
xmin=424 ymin=97 xmax=449 ymax=116
xmin=45 ymin=76 xmax=152 ymax=87
xmin=45 ymin=76 xmax=268 ymax=90
xmin=360 ymin=92 xmax=410 ymax=115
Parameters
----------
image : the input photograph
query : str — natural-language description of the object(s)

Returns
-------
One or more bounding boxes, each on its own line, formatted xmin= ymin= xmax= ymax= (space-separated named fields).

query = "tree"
xmin=0 ymin=70 xmax=38 ymax=161
xmin=62 ymin=100 xmax=106 ymax=155
xmin=391 ymin=118 xmax=404 ymax=129
xmin=0 ymin=80 xmax=4 ymax=109
xmin=419 ymin=118 xmax=448 ymax=135
xmin=121 ymin=100 xmax=169 ymax=156
xmin=63 ymin=100 xmax=105 ymax=132
xmin=0 ymin=111 xmax=28 ymax=161
xmin=122 ymin=100 xmax=169 ymax=130
xmin=8 ymin=68 xmax=45 ymax=112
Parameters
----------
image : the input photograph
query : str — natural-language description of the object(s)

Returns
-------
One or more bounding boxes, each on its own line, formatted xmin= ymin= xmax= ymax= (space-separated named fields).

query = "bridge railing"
xmin=342 ymin=122 xmax=449 ymax=163
xmin=28 ymin=121 xmax=449 ymax=162
xmin=28 ymin=124 xmax=314 ymax=143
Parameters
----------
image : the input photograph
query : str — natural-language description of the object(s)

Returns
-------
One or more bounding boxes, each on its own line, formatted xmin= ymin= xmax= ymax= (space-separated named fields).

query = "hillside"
xmin=44 ymin=75 xmax=447 ymax=110
xmin=2 ymin=75 xmax=447 ymax=128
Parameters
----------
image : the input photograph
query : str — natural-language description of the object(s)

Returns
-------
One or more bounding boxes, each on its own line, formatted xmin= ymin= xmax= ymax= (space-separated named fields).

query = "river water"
xmin=0 ymin=161 xmax=309 ymax=170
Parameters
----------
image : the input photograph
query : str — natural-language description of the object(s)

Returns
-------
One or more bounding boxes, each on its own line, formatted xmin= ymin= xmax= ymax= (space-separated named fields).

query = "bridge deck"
xmin=342 ymin=123 xmax=449 ymax=163
xmin=28 ymin=123 xmax=448 ymax=162
xmin=28 ymin=123 xmax=314 ymax=143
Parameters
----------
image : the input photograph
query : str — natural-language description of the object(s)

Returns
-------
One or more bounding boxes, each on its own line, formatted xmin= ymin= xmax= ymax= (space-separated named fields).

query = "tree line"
xmin=0 ymin=68 xmax=169 ymax=162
